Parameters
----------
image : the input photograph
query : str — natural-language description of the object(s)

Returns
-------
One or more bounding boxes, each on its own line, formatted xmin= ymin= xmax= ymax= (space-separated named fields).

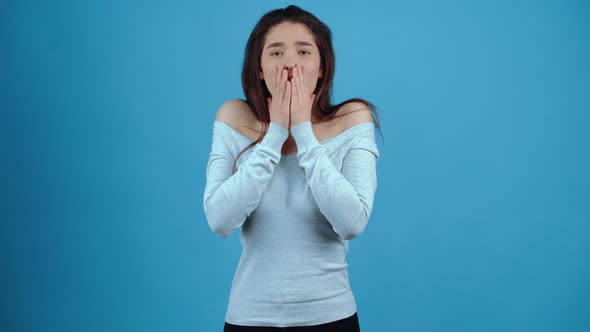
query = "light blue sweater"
xmin=203 ymin=120 xmax=379 ymax=327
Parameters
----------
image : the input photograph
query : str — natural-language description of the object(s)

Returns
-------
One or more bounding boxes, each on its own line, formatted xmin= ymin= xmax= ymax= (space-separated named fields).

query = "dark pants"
xmin=223 ymin=312 xmax=360 ymax=332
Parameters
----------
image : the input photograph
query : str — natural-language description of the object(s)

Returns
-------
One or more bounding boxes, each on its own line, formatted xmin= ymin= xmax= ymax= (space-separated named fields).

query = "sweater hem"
xmin=224 ymin=289 xmax=357 ymax=327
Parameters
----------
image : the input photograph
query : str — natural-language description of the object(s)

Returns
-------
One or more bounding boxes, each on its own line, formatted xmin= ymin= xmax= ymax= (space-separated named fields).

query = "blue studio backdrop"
xmin=2 ymin=0 xmax=588 ymax=331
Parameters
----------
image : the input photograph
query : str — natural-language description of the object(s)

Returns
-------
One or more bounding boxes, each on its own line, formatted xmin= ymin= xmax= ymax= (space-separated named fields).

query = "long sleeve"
xmin=290 ymin=121 xmax=379 ymax=240
xmin=203 ymin=121 xmax=289 ymax=238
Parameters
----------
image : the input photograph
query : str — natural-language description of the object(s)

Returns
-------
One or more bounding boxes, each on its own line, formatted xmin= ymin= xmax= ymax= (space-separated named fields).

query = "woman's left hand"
xmin=290 ymin=64 xmax=316 ymax=127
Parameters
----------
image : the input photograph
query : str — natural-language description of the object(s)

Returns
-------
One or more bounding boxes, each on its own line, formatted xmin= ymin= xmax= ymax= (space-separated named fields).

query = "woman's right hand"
xmin=267 ymin=66 xmax=291 ymax=129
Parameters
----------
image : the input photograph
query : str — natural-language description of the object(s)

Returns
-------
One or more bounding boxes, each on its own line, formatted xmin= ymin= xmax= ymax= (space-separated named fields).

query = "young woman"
xmin=203 ymin=5 xmax=382 ymax=332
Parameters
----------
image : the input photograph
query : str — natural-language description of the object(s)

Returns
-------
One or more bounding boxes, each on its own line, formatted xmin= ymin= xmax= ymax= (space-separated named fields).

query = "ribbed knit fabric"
xmin=203 ymin=120 xmax=379 ymax=327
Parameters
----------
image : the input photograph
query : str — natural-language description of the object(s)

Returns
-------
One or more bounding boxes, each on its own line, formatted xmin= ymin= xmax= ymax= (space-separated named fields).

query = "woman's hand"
xmin=290 ymin=64 xmax=316 ymax=127
xmin=267 ymin=66 xmax=291 ymax=129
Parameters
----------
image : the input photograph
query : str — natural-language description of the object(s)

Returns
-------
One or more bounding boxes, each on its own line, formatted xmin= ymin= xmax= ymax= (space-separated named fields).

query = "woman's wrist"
xmin=290 ymin=121 xmax=319 ymax=151
xmin=271 ymin=120 xmax=289 ymax=130
xmin=261 ymin=122 xmax=290 ymax=151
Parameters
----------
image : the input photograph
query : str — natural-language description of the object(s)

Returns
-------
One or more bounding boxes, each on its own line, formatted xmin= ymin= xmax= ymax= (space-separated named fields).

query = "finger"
xmin=284 ymin=68 xmax=291 ymax=98
xmin=284 ymin=81 xmax=292 ymax=116
xmin=291 ymin=69 xmax=299 ymax=105
xmin=284 ymin=81 xmax=291 ymax=104
xmin=280 ymin=68 xmax=288 ymax=98
xmin=300 ymin=65 xmax=309 ymax=96
xmin=274 ymin=67 xmax=280 ymax=99
xmin=273 ymin=66 xmax=280 ymax=95
xmin=301 ymin=65 xmax=308 ymax=90
xmin=294 ymin=66 xmax=303 ymax=101
xmin=282 ymin=68 xmax=288 ymax=85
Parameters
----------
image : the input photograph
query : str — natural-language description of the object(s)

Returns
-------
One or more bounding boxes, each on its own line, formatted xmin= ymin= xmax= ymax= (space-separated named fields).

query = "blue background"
xmin=2 ymin=0 xmax=588 ymax=331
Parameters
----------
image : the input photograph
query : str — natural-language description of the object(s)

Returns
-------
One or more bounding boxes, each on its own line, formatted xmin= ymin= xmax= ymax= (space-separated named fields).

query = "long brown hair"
xmin=233 ymin=4 xmax=382 ymax=173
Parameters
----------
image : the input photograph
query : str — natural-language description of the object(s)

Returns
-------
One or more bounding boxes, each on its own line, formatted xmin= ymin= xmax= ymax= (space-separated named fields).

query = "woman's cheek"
xmin=263 ymin=72 xmax=275 ymax=93
xmin=306 ymin=70 xmax=318 ymax=92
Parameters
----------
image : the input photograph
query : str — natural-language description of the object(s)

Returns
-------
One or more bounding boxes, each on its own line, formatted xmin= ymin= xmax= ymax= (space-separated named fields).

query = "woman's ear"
xmin=259 ymin=71 xmax=264 ymax=80
xmin=318 ymin=69 xmax=323 ymax=78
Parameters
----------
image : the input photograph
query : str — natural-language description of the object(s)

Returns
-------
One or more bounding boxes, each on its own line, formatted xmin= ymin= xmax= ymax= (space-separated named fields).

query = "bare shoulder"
xmin=215 ymin=99 xmax=251 ymax=126
xmin=336 ymin=101 xmax=374 ymax=131
xmin=215 ymin=99 xmax=261 ymax=138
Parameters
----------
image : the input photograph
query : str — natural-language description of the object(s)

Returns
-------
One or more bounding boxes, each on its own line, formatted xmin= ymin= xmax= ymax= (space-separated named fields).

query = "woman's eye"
xmin=270 ymin=51 xmax=283 ymax=56
xmin=299 ymin=50 xmax=311 ymax=55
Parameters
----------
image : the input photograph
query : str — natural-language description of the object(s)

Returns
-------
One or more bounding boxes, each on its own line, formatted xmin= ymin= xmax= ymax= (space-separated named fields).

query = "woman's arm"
xmin=290 ymin=121 xmax=379 ymax=240
xmin=203 ymin=121 xmax=289 ymax=238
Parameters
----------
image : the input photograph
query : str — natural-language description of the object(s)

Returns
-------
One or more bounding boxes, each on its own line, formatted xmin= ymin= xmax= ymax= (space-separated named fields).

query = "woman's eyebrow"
xmin=266 ymin=41 xmax=314 ymax=49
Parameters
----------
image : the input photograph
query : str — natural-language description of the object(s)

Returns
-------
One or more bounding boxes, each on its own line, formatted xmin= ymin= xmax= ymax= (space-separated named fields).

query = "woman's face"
xmin=260 ymin=22 xmax=323 ymax=97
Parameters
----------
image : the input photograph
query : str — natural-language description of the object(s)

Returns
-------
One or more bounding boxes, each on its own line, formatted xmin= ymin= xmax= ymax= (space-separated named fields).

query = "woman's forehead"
xmin=263 ymin=22 xmax=316 ymax=47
